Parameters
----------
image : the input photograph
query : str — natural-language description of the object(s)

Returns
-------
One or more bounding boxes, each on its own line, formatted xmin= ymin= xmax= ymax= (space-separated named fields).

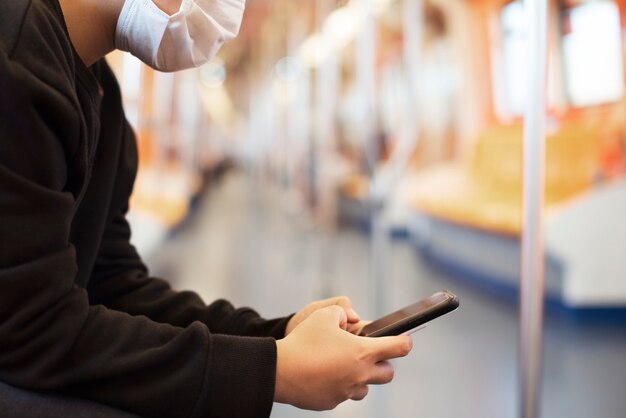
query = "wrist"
xmin=274 ymin=338 xmax=295 ymax=405
xmin=274 ymin=339 xmax=287 ymax=403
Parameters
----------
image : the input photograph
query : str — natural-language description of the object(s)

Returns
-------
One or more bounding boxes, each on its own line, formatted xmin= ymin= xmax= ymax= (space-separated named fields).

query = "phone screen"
xmin=359 ymin=291 xmax=459 ymax=337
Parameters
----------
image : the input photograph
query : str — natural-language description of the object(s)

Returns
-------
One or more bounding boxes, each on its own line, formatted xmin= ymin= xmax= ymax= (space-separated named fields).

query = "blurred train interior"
xmin=107 ymin=0 xmax=626 ymax=417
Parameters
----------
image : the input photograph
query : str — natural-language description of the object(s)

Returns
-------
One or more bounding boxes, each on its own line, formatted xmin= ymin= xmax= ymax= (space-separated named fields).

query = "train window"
xmin=560 ymin=0 xmax=624 ymax=107
xmin=499 ymin=0 xmax=526 ymax=116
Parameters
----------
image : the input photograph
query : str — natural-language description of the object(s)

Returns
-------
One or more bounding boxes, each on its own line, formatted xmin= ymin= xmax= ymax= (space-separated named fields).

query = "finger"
xmin=346 ymin=320 xmax=372 ymax=335
xmin=349 ymin=385 xmax=369 ymax=401
xmin=367 ymin=335 xmax=413 ymax=362
xmin=366 ymin=361 xmax=395 ymax=385
xmin=326 ymin=296 xmax=360 ymax=323
xmin=317 ymin=305 xmax=348 ymax=330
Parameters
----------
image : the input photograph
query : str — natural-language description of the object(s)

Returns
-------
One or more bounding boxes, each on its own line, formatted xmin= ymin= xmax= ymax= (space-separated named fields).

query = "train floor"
xmin=145 ymin=170 xmax=626 ymax=418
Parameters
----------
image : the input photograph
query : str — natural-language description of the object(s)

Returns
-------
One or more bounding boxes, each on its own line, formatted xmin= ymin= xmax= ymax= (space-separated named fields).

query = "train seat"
xmin=410 ymin=121 xmax=600 ymax=235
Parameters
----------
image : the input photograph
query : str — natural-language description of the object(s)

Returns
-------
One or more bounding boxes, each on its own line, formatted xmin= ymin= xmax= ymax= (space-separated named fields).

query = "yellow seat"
xmin=410 ymin=121 xmax=600 ymax=235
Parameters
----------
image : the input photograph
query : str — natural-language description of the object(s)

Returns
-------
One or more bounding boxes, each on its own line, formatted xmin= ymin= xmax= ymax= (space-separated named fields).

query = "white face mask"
xmin=115 ymin=0 xmax=245 ymax=72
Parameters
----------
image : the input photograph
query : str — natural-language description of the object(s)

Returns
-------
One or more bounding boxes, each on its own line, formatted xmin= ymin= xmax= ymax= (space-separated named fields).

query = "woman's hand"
xmin=275 ymin=306 xmax=413 ymax=411
xmin=285 ymin=296 xmax=360 ymax=336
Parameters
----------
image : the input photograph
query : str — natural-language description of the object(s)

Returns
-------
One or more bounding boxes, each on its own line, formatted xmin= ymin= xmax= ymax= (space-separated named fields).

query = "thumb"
xmin=367 ymin=335 xmax=414 ymax=362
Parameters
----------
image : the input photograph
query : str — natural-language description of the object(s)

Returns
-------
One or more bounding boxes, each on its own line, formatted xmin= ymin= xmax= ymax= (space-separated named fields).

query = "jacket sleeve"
xmin=87 ymin=208 xmax=292 ymax=339
xmin=0 ymin=52 xmax=277 ymax=418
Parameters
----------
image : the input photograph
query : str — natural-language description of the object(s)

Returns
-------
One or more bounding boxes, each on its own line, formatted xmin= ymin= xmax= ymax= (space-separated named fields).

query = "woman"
xmin=0 ymin=0 xmax=413 ymax=416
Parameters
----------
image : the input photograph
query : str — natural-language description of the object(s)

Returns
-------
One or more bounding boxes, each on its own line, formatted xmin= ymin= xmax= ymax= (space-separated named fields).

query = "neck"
xmin=58 ymin=0 xmax=125 ymax=67
xmin=58 ymin=0 xmax=183 ymax=67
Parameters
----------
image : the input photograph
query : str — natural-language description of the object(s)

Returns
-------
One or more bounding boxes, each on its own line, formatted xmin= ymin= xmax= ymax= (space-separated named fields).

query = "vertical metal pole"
xmin=357 ymin=0 xmax=382 ymax=316
xmin=520 ymin=0 xmax=547 ymax=416
xmin=355 ymin=1 xmax=386 ymax=417
xmin=357 ymin=0 xmax=379 ymax=177
xmin=368 ymin=186 xmax=387 ymax=318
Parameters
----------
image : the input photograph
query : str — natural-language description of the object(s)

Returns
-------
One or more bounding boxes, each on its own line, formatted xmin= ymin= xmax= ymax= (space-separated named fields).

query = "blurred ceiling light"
xmin=296 ymin=0 xmax=397 ymax=69
xmin=323 ymin=6 xmax=364 ymax=50
xmin=348 ymin=0 xmax=395 ymax=16
xmin=297 ymin=33 xmax=330 ymax=68
xmin=297 ymin=7 xmax=362 ymax=68
xmin=200 ymin=59 xmax=226 ymax=88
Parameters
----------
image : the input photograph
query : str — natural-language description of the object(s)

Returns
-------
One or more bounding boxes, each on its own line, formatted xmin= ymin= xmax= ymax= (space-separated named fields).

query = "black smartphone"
xmin=359 ymin=290 xmax=459 ymax=337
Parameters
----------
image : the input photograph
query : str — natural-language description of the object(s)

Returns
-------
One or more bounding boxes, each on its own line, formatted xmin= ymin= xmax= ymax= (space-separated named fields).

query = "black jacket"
xmin=0 ymin=0 xmax=289 ymax=416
